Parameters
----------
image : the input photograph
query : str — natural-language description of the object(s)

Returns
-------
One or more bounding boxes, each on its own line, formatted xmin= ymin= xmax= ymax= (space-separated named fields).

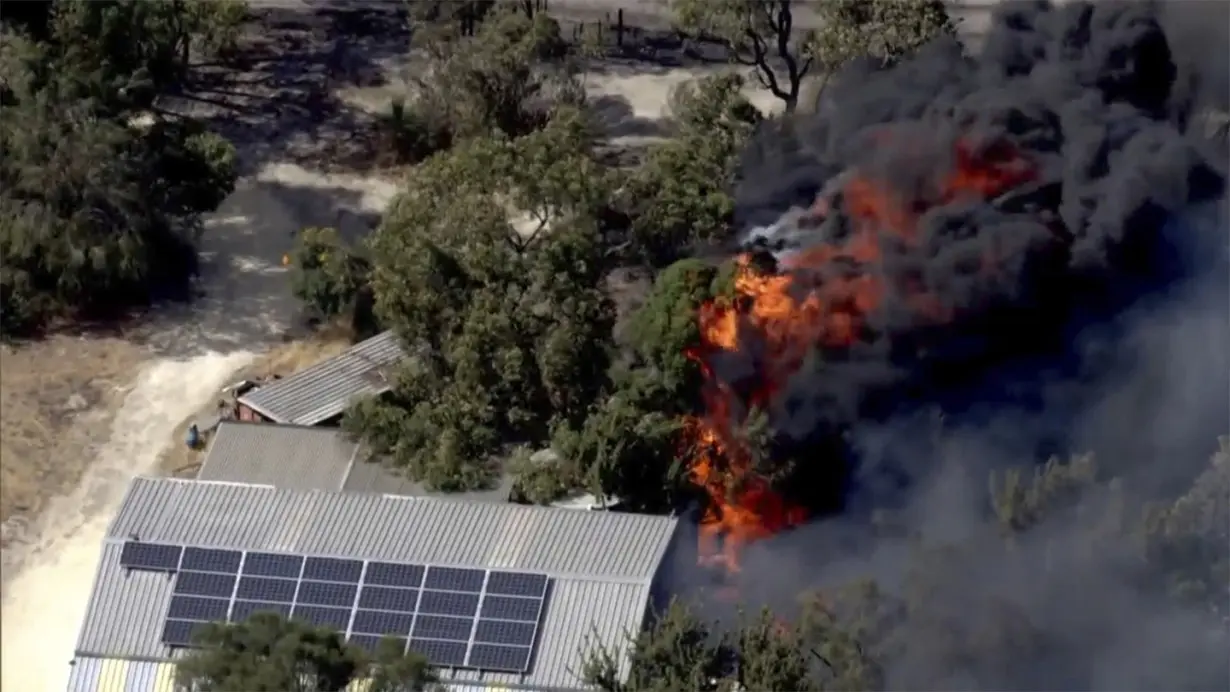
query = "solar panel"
xmin=296 ymin=580 xmax=357 ymax=608
xmin=409 ymin=638 xmax=468 ymax=667
xmin=302 ymin=557 xmax=363 ymax=584
xmin=236 ymin=576 xmax=298 ymax=603
xmin=174 ymin=571 xmax=236 ymax=599
xmin=479 ymin=595 xmax=542 ymax=622
xmin=120 ymin=542 xmax=182 ymax=572
xmin=412 ymin=615 xmax=473 ymax=642
xmin=474 ymin=619 xmax=537 ymax=648
xmin=365 ymin=562 xmax=425 ymax=588
xmin=230 ymin=600 xmax=292 ymax=621
xmin=181 ymin=547 xmax=242 ymax=574
xmin=153 ymin=551 xmax=551 ymax=674
xmin=485 ymin=571 xmax=548 ymax=598
xmin=417 ymin=590 xmax=479 ymax=617
xmin=168 ymin=595 xmax=231 ymax=622
xmin=358 ymin=586 xmax=419 ymax=612
xmin=161 ymin=619 xmax=210 ymax=648
xmin=242 ymin=552 xmax=303 ymax=578
xmin=468 ymin=643 xmax=533 ymax=673
xmin=352 ymin=609 xmax=415 ymax=636
xmin=291 ymin=605 xmax=352 ymax=631
xmin=423 ymin=566 xmax=485 ymax=593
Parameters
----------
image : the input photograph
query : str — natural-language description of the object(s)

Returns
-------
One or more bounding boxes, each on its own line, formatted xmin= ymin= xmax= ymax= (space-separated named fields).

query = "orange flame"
xmin=683 ymin=137 xmax=1038 ymax=574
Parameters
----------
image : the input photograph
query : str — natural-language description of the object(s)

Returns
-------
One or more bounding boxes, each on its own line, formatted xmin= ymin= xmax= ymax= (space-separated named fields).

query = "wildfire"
xmin=682 ymin=136 xmax=1038 ymax=575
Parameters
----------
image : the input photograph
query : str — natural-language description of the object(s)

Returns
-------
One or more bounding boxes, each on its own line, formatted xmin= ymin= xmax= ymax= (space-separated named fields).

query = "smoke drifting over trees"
xmin=649 ymin=1 xmax=1229 ymax=689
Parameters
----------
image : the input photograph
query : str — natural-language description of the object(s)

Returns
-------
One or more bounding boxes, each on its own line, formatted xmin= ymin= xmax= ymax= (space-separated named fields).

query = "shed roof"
xmin=77 ymin=477 xmax=679 ymax=690
xmin=196 ymin=421 xmax=512 ymax=502
xmin=237 ymin=330 xmax=406 ymax=426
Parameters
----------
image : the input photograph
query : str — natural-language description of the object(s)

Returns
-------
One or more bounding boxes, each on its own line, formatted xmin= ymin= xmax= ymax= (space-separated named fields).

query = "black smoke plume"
xmin=728 ymin=0 xmax=1226 ymax=496
xmin=698 ymin=1 xmax=1228 ymax=688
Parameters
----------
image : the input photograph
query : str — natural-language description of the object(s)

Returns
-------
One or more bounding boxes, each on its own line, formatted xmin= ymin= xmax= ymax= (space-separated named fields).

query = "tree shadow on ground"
xmin=134 ymin=177 xmax=385 ymax=357
xmin=170 ymin=3 xmax=412 ymax=176
xmin=589 ymin=94 xmax=668 ymax=139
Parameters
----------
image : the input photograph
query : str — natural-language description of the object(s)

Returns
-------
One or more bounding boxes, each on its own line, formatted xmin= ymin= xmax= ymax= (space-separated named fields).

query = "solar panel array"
xmin=119 ymin=541 xmax=549 ymax=673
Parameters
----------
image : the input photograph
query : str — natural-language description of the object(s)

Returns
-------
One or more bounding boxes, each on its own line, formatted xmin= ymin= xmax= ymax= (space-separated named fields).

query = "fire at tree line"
xmin=3 ymin=0 xmax=1227 ymax=690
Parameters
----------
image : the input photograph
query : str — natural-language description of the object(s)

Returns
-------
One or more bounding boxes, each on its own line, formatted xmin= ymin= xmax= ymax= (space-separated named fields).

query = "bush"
xmin=0 ymin=18 xmax=238 ymax=337
xmin=375 ymin=97 xmax=453 ymax=167
xmin=288 ymin=226 xmax=374 ymax=329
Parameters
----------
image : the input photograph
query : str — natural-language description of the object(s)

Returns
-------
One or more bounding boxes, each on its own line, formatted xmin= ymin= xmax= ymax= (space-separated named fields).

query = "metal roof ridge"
xmin=124 ymin=478 xmax=681 ymax=528
xmin=96 ymin=536 xmax=660 ymax=584
xmin=125 ymin=477 xmax=678 ymax=521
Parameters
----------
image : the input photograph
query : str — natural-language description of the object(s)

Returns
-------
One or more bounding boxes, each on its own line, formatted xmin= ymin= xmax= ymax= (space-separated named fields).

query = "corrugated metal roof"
xmin=196 ymin=421 xmax=358 ymax=490
xmin=444 ymin=580 xmax=643 ymax=689
xmin=107 ymin=478 xmax=674 ymax=578
xmin=75 ymin=548 xmax=644 ymax=689
xmin=237 ymin=330 xmax=406 ymax=426
xmin=341 ymin=456 xmax=514 ymax=503
xmin=76 ymin=477 xmax=677 ymax=689
xmin=192 ymin=421 xmax=511 ymax=502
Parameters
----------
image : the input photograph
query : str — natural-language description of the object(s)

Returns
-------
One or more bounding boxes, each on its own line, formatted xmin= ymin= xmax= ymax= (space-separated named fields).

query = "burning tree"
xmin=668 ymin=0 xmax=1225 ymax=593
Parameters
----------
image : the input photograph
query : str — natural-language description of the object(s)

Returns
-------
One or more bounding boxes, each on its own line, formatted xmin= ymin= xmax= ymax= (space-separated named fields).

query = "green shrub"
xmin=288 ymin=226 xmax=372 ymax=323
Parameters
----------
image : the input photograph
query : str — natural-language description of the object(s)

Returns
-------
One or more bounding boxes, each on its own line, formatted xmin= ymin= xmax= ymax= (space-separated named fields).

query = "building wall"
xmin=66 ymin=657 xmax=387 ymax=692
xmin=66 ymin=658 xmax=177 ymax=692
xmin=236 ymin=404 xmax=263 ymax=423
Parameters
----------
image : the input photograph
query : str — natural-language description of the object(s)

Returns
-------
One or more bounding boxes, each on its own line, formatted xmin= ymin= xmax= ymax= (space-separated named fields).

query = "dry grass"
xmin=0 ymin=336 xmax=147 ymax=536
xmin=154 ymin=326 xmax=356 ymax=478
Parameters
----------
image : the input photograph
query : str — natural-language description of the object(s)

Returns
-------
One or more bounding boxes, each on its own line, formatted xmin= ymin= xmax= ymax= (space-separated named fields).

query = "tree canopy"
xmin=0 ymin=0 xmax=240 ymax=335
xmin=176 ymin=612 xmax=438 ymax=692
xmin=623 ymin=74 xmax=763 ymax=267
xmin=671 ymin=0 xmax=956 ymax=112
xmin=343 ymin=106 xmax=616 ymax=492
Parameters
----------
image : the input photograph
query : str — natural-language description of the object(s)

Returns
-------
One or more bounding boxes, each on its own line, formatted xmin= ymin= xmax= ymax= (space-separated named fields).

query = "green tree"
xmin=625 ymin=74 xmax=761 ymax=267
xmin=733 ymin=609 xmax=824 ymax=691
xmin=583 ymin=600 xmax=832 ymax=691
xmin=624 ymin=257 xmax=720 ymax=389
xmin=1140 ymin=438 xmax=1230 ymax=617
xmin=288 ymin=226 xmax=377 ymax=334
xmin=549 ymin=369 xmax=687 ymax=511
xmin=35 ymin=0 xmax=246 ymax=114
xmin=176 ymin=612 xmax=437 ymax=692
xmin=671 ymin=0 xmax=955 ymax=113
xmin=799 ymin=580 xmax=894 ymax=691
xmin=346 ymin=108 xmax=615 ymax=491
xmin=582 ymin=600 xmax=731 ymax=692
xmin=988 ymin=452 xmax=1100 ymax=534
xmin=808 ymin=0 xmax=957 ymax=107
xmin=542 ymin=257 xmax=722 ymax=510
xmin=367 ymin=637 xmax=440 ymax=692
xmin=408 ymin=4 xmax=577 ymax=144
xmin=0 ymin=30 xmax=236 ymax=335
xmin=0 ymin=2 xmax=240 ymax=335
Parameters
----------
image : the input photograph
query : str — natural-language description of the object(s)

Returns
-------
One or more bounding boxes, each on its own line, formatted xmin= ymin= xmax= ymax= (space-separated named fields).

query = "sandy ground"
xmin=0 ymin=153 xmax=399 ymax=689
xmin=0 ymin=353 xmax=256 ymax=692
xmin=156 ymin=331 xmax=354 ymax=479
xmin=0 ymin=337 xmax=145 ymax=539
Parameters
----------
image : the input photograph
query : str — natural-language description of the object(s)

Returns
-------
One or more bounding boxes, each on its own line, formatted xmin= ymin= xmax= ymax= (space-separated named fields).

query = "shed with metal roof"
xmin=69 ymin=477 xmax=681 ymax=691
xmin=196 ymin=420 xmax=513 ymax=502
xmin=236 ymin=330 xmax=406 ymax=426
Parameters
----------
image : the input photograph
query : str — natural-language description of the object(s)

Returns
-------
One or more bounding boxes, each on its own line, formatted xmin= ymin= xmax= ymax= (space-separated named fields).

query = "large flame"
xmin=683 ymin=136 xmax=1039 ymax=574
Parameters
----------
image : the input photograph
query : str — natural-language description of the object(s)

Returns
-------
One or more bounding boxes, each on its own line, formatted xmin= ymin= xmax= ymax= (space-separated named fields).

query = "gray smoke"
xmin=710 ymin=1 xmax=1229 ymax=688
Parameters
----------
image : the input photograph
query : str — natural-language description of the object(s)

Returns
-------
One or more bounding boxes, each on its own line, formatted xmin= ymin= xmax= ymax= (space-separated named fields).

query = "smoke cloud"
xmin=700 ymin=1 xmax=1228 ymax=688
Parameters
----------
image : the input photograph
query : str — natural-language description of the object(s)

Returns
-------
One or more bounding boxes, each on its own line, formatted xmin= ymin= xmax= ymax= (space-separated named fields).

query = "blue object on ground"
xmin=185 ymin=424 xmax=200 ymax=449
